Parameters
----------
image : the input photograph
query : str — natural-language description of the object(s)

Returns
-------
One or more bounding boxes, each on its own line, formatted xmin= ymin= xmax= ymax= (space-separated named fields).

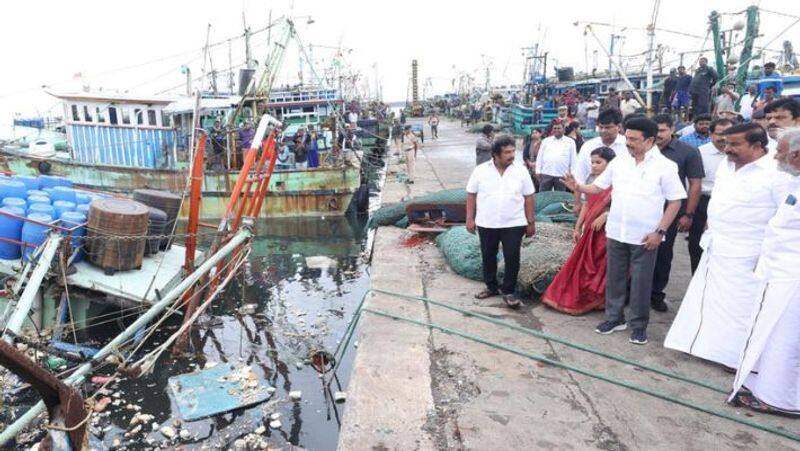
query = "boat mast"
xmin=646 ymin=0 xmax=661 ymax=112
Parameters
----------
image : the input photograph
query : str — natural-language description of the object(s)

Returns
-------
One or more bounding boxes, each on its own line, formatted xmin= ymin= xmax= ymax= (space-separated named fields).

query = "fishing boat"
xmin=0 ymin=114 xmax=279 ymax=449
xmin=0 ymin=87 xmax=362 ymax=219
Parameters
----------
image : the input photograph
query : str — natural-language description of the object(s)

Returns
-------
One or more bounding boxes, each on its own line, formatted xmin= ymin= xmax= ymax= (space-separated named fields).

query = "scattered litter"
xmin=168 ymin=363 xmax=273 ymax=421
xmin=234 ymin=438 xmax=247 ymax=448
xmin=255 ymin=425 xmax=266 ymax=435
xmin=269 ymin=419 xmax=282 ymax=429
xmin=93 ymin=397 xmax=112 ymax=413
xmin=91 ymin=375 xmax=113 ymax=385
xmin=266 ymin=386 xmax=276 ymax=394
xmin=334 ymin=391 xmax=347 ymax=403
xmin=269 ymin=412 xmax=281 ymax=421
xmin=179 ymin=429 xmax=191 ymax=440
xmin=288 ymin=391 xmax=302 ymax=401
xmin=305 ymin=255 xmax=338 ymax=269
xmin=238 ymin=303 xmax=258 ymax=315
xmin=295 ymin=361 xmax=304 ymax=370
xmin=160 ymin=426 xmax=176 ymax=440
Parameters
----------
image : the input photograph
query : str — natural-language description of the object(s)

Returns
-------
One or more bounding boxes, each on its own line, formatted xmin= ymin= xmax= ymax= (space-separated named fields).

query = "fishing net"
xmin=436 ymin=222 xmax=574 ymax=297
xmin=368 ymin=189 xmax=575 ymax=229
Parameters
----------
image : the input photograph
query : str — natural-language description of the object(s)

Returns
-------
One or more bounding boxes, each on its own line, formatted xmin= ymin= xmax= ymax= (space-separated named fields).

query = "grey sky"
xmin=1 ymin=0 xmax=798 ymax=124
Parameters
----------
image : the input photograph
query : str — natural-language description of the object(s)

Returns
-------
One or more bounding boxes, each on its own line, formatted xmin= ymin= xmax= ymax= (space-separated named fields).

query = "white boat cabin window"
xmin=147 ymin=109 xmax=157 ymax=126
xmin=71 ymin=105 xmax=80 ymax=122
xmin=134 ymin=109 xmax=143 ymax=125
xmin=161 ymin=111 xmax=170 ymax=128
xmin=108 ymin=107 xmax=118 ymax=125
xmin=121 ymin=108 xmax=131 ymax=125
xmin=83 ymin=105 xmax=93 ymax=123
xmin=95 ymin=107 xmax=105 ymax=123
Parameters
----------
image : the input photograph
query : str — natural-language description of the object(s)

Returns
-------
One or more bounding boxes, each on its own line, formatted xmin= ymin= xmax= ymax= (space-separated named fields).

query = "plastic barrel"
xmin=13 ymin=176 xmax=40 ymax=191
xmin=28 ymin=203 xmax=56 ymax=217
xmin=39 ymin=175 xmax=72 ymax=189
xmin=53 ymin=200 xmax=76 ymax=218
xmin=0 ymin=180 xmax=28 ymax=200
xmin=75 ymin=192 xmax=91 ymax=205
xmin=2 ymin=197 xmax=27 ymax=212
xmin=21 ymin=213 xmax=53 ymax=261
xmin=76 ymin=204 xmax=90 ymax=216
xmin=27 ymin=189 xmax=49 ymax=199
xmin=27 ymin=195 xmax=50 ymax=205
xmin=60 ymin=211 xmax=87 ymax=263
xmin=0 ymin=206 xmax=26 ymax=259
xmin=51 ymin=186 xmax=77 ymax=203
xmin=43 ymin=188 xmax=55 ymax=197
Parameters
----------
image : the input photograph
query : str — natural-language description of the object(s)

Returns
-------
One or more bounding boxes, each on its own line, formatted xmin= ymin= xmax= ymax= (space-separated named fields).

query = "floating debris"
xmin=289 ymin=391 xmax=302 ymax=401
xmin=160 ymin=426 xmax=176 ymax=440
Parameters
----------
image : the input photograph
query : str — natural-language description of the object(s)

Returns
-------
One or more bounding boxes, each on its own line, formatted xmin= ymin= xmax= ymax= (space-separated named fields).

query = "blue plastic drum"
xmin=53 ymin=200 xmax=76 ymax=218
xmin=76 ymin=204 xmax=90 ymax=216
xmin=2 ymin=197 xmax=27 ymax=212
xmin=27 ymin=195 xmax=50 ymax=205
xmin=51 ymin=186 xmax=77 ymax=204
xmin=0 ymin=180 xmax=28 ymax=200
xmin=60 ymin=211 xmax=87 ymax=262
xmin=21 ymin=213 xmax=53 ymax=261
xmin=75 ymin=192 xmax=91 ymax=205
xmin=13 ymin=176 xmax=40 ymax=191
xmin=27 ymin=189 xmax=49 ymax=198
xmin=28 ymin=203 xmax=56 ymax=217
xmin=39 ymin=176 xmax=72 ymax=189
xmin=0 ymin=206 xmax=26 ymax=259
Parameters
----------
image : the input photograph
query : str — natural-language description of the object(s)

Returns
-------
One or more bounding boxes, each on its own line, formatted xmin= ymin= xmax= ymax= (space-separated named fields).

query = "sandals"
xmin=502 ymin=294 xmax=521 ymax=309
xmin=733 ymin=391 xmax=800 ymax=418
xmin=474 ymin=289 xmax=499 ymax=300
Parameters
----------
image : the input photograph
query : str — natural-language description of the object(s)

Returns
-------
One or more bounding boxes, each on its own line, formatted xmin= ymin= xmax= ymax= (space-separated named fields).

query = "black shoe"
xmin=651 ymin=298 xmax=668 ymax=312
xmin=629 ymin=329 xmax=648 ymax=345
xmin=595 ymin=320 xmax=627 ymax=335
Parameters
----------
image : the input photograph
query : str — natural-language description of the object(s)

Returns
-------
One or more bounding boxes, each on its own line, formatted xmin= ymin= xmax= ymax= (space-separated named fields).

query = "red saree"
xmin=541 ymin=187 xmax=612 ymax=315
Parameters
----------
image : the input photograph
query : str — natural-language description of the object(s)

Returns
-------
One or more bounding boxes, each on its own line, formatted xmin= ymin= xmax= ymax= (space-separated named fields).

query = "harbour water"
xmin=89 ymin=214 xmax=372 ymax=450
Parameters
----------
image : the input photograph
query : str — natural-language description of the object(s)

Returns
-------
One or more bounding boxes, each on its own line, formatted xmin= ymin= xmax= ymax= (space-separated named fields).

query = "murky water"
xmin=90 ymin=214 xmax=371 ymax=450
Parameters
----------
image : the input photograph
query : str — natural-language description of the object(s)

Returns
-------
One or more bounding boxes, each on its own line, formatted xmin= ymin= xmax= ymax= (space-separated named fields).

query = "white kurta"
xmin=730 ymin=183 xmax=800 ymax=411
xmin=664 ymin=155 xmax=787 ymax=368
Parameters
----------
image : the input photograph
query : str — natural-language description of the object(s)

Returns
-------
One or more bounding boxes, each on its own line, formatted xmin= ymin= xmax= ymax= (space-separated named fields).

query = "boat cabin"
xmin=52 ymin=92 xmax=177 ymax=169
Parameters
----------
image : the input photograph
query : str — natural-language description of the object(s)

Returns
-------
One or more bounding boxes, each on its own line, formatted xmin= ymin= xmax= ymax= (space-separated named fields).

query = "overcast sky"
xmin=1 ymin=0 xmax=798 ymax=124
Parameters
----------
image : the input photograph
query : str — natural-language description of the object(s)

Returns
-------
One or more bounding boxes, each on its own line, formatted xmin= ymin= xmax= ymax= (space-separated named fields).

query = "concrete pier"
xmin=338 ymin=118 xmax=798 ymax=450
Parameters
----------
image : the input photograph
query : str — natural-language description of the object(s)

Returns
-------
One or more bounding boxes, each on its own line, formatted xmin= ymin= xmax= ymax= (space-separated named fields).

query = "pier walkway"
xmin=338 ymin=118 xmax=797 ymax=450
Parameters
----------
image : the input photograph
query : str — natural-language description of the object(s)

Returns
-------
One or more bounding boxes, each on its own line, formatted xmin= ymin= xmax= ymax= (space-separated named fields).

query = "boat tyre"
xmin=38 ymin=160 xmax=52 ymax=175
xmin=355 ymin=183 xmax=369 ymax=212
xmin=327 ymin=196 xmax=340 ymax=212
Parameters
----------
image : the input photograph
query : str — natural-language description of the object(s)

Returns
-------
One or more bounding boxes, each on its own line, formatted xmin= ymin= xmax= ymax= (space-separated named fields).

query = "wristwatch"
xmin=656 ymin=228 xmax=667 ymax=235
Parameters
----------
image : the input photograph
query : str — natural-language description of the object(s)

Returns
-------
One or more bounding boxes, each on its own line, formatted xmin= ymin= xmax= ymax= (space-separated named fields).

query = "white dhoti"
xmin=664 ymin=236 xmax=761 ymax=369
xmin=729 ymin=281 xmax=800 ymax=411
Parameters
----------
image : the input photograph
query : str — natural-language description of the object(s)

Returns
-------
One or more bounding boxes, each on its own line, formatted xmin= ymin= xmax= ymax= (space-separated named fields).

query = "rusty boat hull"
xmin=0 ymin=151 xmax=361 ymax=218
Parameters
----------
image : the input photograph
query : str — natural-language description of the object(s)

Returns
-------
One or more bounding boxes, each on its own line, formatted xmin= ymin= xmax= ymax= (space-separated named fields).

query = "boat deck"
xmin=0 ymin=245 xmax=196 ymax=305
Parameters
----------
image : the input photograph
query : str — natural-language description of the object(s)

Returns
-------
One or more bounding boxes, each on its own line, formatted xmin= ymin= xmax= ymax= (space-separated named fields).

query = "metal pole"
xmin=0 ymin=229 xmax=252 ymax=446
xmin=586 ymin=25 xmax=646 ymax=106
xmin=2 ymin=234 xmax=63 ymax=342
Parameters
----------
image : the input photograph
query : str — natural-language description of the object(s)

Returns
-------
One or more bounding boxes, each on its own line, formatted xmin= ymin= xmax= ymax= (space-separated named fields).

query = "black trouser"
xmin=606 ymin=238 xmax=658 ymax=330
xmin=688 ymin=194 xmax=710 ymax=273
xmin=691 ymin=91 xmax=710 ymax=115
xmin=431 ymin=125 xmax=438 ymax=138
xmin=478 ymin=226 xmax=526 ymax=295
xmin=651 ymin=214 xmax=680 ymax=303
xmin=538 ymin=174 xmax=567 ymax=192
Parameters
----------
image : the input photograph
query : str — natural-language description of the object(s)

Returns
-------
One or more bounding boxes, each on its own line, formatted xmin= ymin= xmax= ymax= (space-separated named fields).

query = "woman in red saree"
xmin=542 ymin=147 xmax=614 ymax=314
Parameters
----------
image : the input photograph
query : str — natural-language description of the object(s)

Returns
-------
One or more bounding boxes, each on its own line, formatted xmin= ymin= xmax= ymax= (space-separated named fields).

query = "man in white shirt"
xmin=585 ymin=94 xmax=601 ymax=130
xmin=401 ymin=126 xmax=420 ymax=184
xmin=573 ymin=109 xmax=626 ymax=212
xmin=665 ymin=123 xmax=788 ymax=369
xmin=535 ymin=122 xmax=576 ymax=191
xmin=738 ymin=85 xmax=756 ymax=121
xmin=466 ymin=134 xmax=536 ymax=308
xmin=765 ymin=98 xmax=800 ymax=146
xmin=730 ymin=127 xmax=800 ymax=416
xmin=619 ymin=91 xmax=642 ymax=118
xmin=564 ymin=118 xmax=686 ymax=345
xmin=689 ymin=118 xmax=733 ymax=272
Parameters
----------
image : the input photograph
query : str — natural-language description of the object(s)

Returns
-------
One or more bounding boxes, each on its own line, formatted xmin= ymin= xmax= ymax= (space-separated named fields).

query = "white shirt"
xmin=739 ymin=93 xmax=755 ymax=120
xmin=768 ymin=138 xmax=777 ymax=155
xmin=466 ymin=161 xmax=536 ymax=228
xmin=756 ymin=182 xmax=800 ymax=281
xmin=697 ymin=142 xmax=726 ymax=195
xmin=706 ymin=154 xmax=786 ymax=258
xmin=535 ymin=135 xmax=576 ymax=177
xmin=575 ymin=134 xmax=627 ymax=184
xmin=586 ymin=100 xmax=601 ymax=119
xmin=620 ymin=98 xmax=641 ymax=117
xmin=593 ymin=148 xmax=687 ymax=245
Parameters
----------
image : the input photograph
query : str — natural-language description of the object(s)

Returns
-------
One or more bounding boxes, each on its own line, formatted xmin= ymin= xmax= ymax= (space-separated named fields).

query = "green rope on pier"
xmin=362 ymin=306 xmax=800 ymax=443
xmin=370 ymin=288 xmax=727 ymax=394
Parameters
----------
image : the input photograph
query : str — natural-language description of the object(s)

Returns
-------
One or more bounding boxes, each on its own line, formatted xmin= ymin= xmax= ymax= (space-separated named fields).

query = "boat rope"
xmin=369 ymin=288 xmax=727 ymax=394
xmin=360 ymin=306 xmax=800 ymax=443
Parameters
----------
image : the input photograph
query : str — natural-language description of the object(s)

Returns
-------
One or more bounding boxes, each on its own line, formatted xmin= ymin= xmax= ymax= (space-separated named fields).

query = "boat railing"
xmin=0 ymin=209 xmax=85 ymax=254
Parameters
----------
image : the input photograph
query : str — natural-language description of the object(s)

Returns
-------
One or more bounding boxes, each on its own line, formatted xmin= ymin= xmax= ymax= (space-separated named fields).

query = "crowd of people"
xmin=465 ymin=87 xmax=800 ymax=416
